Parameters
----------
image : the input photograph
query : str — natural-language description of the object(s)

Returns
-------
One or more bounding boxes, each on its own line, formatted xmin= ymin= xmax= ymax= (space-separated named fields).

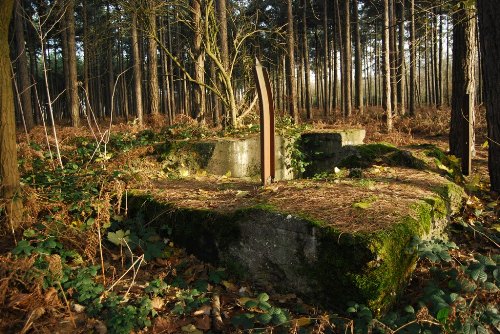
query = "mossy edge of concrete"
xmin=125 ymin=180 xmax=464 ymax=315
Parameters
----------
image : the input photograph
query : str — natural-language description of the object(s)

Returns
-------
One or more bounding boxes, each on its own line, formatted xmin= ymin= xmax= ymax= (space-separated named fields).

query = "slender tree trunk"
xmin=83 ymin=0 xmax=91 ymax=118
xmin=1 ymin=0 xmax=23 ymax=228
xmin=147 ymin=0 xmax=160 ymax=116
xmin=192 ymin=0 xmax=206 ymax=123
xmin=389 ymin=0 xmax=397 ymax=115
xmin=383 ymin=0 xmax=392 ymax=131
xmin=301 ymin=0 xmax=311 ymax=120
xmin=397 ymin=0 xmax=405 ymax=115
xmin=342 ymin=0 xmax=352 ymax=118
xmin=131 ymin=10 xmax=143 ymax=125
xmin=352 ymin=0 xmax=363 ymax=114
xmin=322 ymin=0 xmax=329 ymax=116
xmin=450 ymin=3 xmax=476 ymax=158
xmin=477 ymin=0 xmax=500 ymax=191
xmin=217 ymin=0 xmax=228 ymax=125
xmin=409 ymin=0 xmax=416 ymax=116
xmin=14 ymin=0 xmax=34 ymax=131
xmin=287 ymin=0 xmax=298 ymax=123
xmin=66 ymin=0 xmax=79 ymax=127
xmin=433 ymin=7 xmax=441 ymax=108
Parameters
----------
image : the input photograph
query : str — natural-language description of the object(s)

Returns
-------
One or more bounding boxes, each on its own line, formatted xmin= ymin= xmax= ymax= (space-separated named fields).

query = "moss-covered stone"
xmin=125 ymin=175 xmax=463 ymax=316
xmin=339 ymin=143 xmax=426 ymax=170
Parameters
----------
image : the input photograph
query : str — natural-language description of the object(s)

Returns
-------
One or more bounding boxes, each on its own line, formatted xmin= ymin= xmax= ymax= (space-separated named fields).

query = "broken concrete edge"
xmin=124 ymin=181 xmax=464 ymax=316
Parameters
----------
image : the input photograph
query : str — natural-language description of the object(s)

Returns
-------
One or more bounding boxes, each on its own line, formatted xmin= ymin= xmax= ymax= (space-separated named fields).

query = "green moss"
xmin=307 ymin=199 xmax=435 ymax=315
xmin=339 ymin=143 xmax=426 ymax=169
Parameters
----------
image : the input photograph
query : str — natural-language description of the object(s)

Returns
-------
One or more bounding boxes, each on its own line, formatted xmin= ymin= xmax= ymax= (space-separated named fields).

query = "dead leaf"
xmin=291 ymin=317 xmax=312 ymax=327
xmin=194 ymin=314 xmax=211 ymax=331
xmin=222 ymin=280 xmax=238 ymax=292
xmin=151 ymin=296 xmax=165 ymax=310
xmin=193 ymin=304 xmax=211 ymax=316
xmin=237 ymin=297 xmax=252 ymax=306
xmin=181 ymin=324 xmax=203 ymax=333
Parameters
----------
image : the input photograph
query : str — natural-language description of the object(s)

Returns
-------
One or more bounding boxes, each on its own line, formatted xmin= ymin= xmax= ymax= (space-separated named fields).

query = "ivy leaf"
xmin=483 ymin=282 xmax=498 ymax=292
xmin=12 ymin=240 xmax=34 ymax=256
xmin=436 ymin=307 xmax=450 ymax=324
xmin=404 ymin=305 xmax=415 ymax=313
xmin=107 ymin=229 xmax=130 ymax=246
xmin=231 ymin=313 xmax=254 ymax=330
xmin=245 ymin=300 xmax=259 ymax=309
xmin=258 ymin=293 xmax=269 ymax=302
xmin=256 ymin=313 xmax=272 ymax=324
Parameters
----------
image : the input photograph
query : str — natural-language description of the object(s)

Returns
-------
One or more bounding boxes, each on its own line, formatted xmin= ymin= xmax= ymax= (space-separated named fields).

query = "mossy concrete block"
xmin=301 ymin=129 xmax=366 ymax=177
xmin=158 ymin=136 xmax=294 ymax=180
xmin=127 ymin=178 xmax=463 ymax=315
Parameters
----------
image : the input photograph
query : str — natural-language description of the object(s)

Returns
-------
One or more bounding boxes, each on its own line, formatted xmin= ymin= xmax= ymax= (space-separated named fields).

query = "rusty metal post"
xmin=254 ymin=58 xmax=275 ymax=185
xmin=462 ymin=94 xmax=472 ymax=176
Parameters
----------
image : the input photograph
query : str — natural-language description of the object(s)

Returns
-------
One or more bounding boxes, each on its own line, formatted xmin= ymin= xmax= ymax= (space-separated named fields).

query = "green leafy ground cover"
xmin=0 ymin=119 xmax=498 ymax=333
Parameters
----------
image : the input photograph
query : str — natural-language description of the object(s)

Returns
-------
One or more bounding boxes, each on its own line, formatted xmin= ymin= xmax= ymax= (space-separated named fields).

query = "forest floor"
xmin=0 ymin=107 xmax=498 ymax=334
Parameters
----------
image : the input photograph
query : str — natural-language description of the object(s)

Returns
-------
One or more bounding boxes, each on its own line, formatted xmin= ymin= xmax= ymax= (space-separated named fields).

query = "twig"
xmin=211 ymin=292 xmax=224 ymax=331
xmin=102 ymin=254 xmax=144 ymax=300
xmin=57 ymin=281 xmax=77 ymax=328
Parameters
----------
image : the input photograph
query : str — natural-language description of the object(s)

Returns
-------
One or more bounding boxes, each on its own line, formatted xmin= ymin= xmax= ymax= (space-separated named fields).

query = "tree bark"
xmin=147 ymin=0 xmax=160 ymax=116
xmin=477 ymin=0 xmax=500 ymax=191
xmin=397 ymin=0 xmax=405 ymax=115
xmin=14 ymin=0 xmax=34 ymax=131
xmin=342 ymin=0 xmax=352 ymax=118
xmin=66 ymin=0 xmax=80 ymax=127
xmin=286 ymin=0 xmax=298 ymax=123
xmin=217 ymin=0 xmax=228 ymax=124
xmin=383 ymin=0 xmax=392 ymax=131
xmin=131 ymin=10 xmax=143 ymax=125
xmin=192 ymin=0 xmax=206 ymax=123
xmin=450 ymin=3 xmax=476 ymax=159
xmin=322 ymin=0 xmax=329 ymax=117
xmin=301 ymin=0 xmax=311 ymax=119
xmin=409 ymin=0 xmax=416 ymax=116
xmin=352 ymin=0 xmax=363 ymax=114
xmin=1 ymin=0 xmax=23 ymax=228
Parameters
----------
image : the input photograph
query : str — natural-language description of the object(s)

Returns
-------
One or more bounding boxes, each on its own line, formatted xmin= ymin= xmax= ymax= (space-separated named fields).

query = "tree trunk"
xmin=1 ymin=0 xmax=23 ymax=228
xmin=131 ymin=10 xmax=143 ymax=125
xmin=322 ymin=0 xmax=329 ymax=116
xmin=450 ymin=3 xmax=476 ymax=159
xmin=383 ymin=0 xmax=392 ymax=131
xmin=147 ymin=0 xmax=160 ymax=116
xmin=352 ymin=0 xmax=363 ymax=114
xmin=217 ymin=0 xmax=228 ymax=124
xmin=286 ymin=0 xmax=298 ymax=123
xmin=14 ymin=0 xmax=34 ymax=131
xmin=409 ymin=0 xmax=416 ymax=116
xmin=66 ymin=0 xmax=80 ymax=127
xmin=397 ymin=0 xmax=405 ymax=115
xmin=342 ymin=0 xmax=352 ymax=118
xmin=477 ymin=0 xmax=500 ymax=191
xmin=192 ymin=0 xmax=206 ymax=123
xmin=301 ymin=0 xmax=311 ymax=119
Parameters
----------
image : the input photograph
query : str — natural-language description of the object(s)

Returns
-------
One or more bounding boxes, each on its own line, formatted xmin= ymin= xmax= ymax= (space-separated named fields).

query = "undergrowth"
xmin=1 ymin=113 xmax=498 ymax=333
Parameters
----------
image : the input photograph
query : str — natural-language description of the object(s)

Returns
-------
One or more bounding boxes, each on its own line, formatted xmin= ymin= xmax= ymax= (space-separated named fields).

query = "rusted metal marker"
xmin=253 ymin=58 xmax=275 ymax=185
xmin=462 ymin=94 xmax=473 ymax=176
